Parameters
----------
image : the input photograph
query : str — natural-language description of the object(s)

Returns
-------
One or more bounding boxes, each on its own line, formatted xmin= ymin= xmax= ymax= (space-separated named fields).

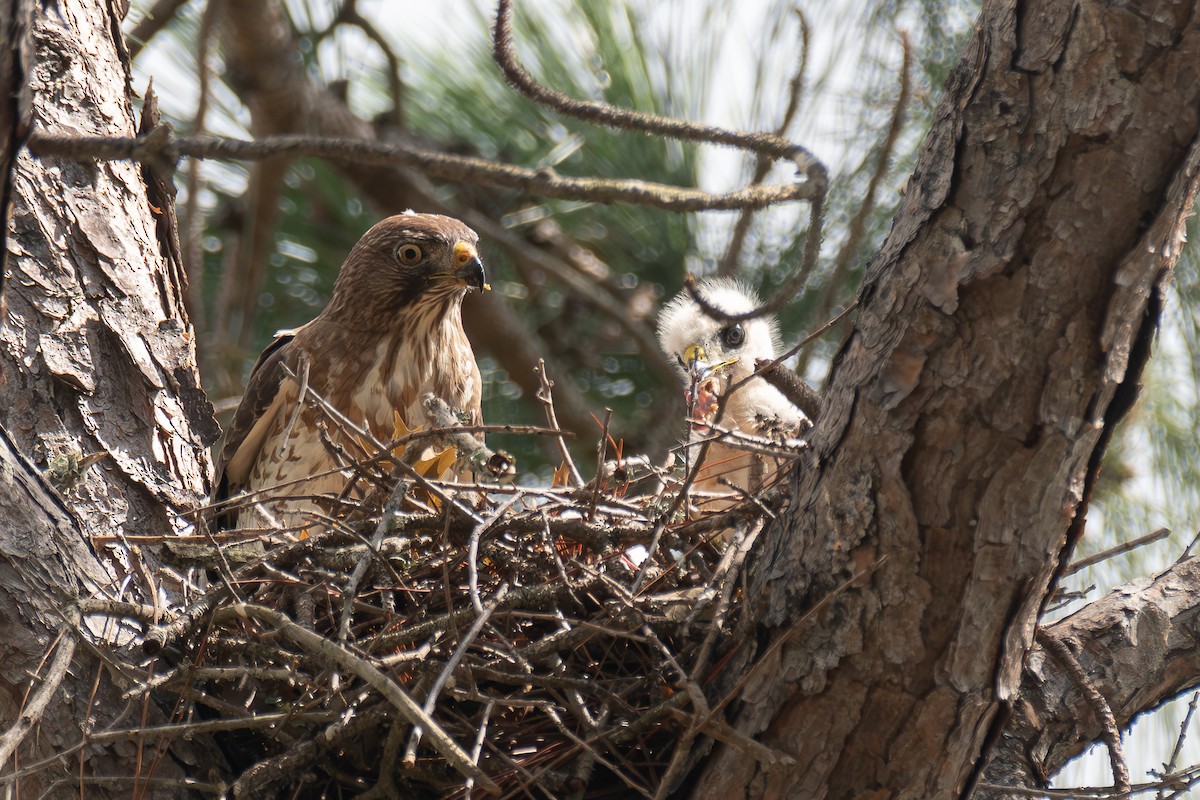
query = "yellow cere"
xmin=454 ymin=241 xmax=478 ymax=265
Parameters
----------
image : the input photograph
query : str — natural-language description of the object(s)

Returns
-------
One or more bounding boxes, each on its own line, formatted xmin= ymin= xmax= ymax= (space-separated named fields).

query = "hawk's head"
xmin=326 ymin=212 xmax=489 ymax=323
xmin=657 ymin=278 xmax=803 ymax=435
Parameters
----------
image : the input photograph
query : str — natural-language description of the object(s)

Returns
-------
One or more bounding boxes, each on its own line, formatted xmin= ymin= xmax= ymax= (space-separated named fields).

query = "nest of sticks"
xmin=83 ymin=387 xmax=805 ymax=800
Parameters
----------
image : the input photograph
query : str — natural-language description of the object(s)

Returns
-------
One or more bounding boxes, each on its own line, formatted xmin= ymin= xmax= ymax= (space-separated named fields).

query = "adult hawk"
xmin=657 ymin=278 xmax=809 ymax=506
xmin=212 ymin=212 xmax=487 ymax=531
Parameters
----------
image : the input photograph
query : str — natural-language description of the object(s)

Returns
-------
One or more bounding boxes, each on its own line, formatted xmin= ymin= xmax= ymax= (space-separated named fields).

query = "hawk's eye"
xmin=396 ymin=243 xmax=424 ymax=265
xmin=720 ymin=323 xmax=746 ymax=349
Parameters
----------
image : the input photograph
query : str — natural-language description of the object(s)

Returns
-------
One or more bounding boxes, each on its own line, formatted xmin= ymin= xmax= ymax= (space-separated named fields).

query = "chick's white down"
xmin=656 ymin=278 xmax=806 ymax=437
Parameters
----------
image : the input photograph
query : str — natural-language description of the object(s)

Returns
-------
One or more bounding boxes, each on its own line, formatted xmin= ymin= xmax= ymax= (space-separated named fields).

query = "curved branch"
xmin=494 ymin=0 xmax=828 ymax=321
xmin=492 ymin=0 xmax=823 ymax=174
xmin=25 ymin=130 xmax=821 ymax=213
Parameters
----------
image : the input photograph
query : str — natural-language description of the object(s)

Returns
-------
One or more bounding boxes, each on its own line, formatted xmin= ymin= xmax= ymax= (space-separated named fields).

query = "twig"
xmin=1178 ymin=531 xmax=1200 ymax=562
xmin=672 ymin=422 xmax=807 ymax=461
xmin=26 ymin=130 xmax=821 ymax=212
xmin=403 ymin=583 xmax=510 ymax=764
xmin=218 ymin=602 xmax=500 ymax=793
xmin=753 ymin=359 xmax=822 ymax=421
xmin=42 ymin=775 xmax=226 ymax=795
xmin=588 ymin=409 xmax=614 ymax=522
xmin=78 ymin=598 xmax=176 ymax=625
xmin=468 ymin=498 xmax=521 ymax=614
xmin=338 ymin=479 xmax=411 ymax=642
xmin=668 ymin=706 xmax=795 ymax=768
xmin=718 ymin=8 xmax=811 ymax=276
xmin=1158 ymin=692 xmax=1200 ymax=800
xmin=0 ymin=630 xmax=76 ymax=767
xmin=1037 ymin=629 xmax=1131 ymax=794
xmin=463 ymin=701 xmax=495 ymax=800
xmin=1065 ymin=527 xmax=1171 ymax=576
xmin=229 ymin=704 xmax=386 ymax=799
xmin=641 ymin=627 xmax=706 ymax=800
xmin=92 ymin=710 xmax=333 ymax=745
xmin=688 ymin=518 xmax=765 ymax=670
xmin=565 ymin=703 xmax=605 ymax=800
xmin=540 ymin=704 xmax=654 ymax=800
xmin=976 ymin=778 xmax=1200 ymax=799
xmin=0 ymin=710 xmax=337 ymax=788
xmin=681 ymin=179 xmax=826 ymax=324
xmin=535 ymin=359 xmax=584 ymax=486
xmin=322 ymin=0 xmax=405 ymax=127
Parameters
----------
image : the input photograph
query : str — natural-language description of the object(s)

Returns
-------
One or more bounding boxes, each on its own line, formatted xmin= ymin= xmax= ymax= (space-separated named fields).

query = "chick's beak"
xmin=683 ymin=343 xmax=709 ymax=378
xmin=453 ymin=241 xmax=490 ymax=292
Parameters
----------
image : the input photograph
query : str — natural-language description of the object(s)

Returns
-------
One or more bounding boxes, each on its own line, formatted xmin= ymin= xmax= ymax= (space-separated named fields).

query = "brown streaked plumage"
xmin=212 ymin=212 xmax=487 ymax=531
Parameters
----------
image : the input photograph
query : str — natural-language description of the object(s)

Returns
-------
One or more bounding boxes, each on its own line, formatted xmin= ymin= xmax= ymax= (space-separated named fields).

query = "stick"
xmin=535 ymin=359 xmax=584 ymax=486
xmin=1065 ymin=527 xmax=1170 ymax=576
xmin=218 ymin=603 xmax=499 ymax=794
xmin=0 ymin=631 xmax=76 ymax=767
xmin=1037 ymin=629 xmax=1131 ymax=794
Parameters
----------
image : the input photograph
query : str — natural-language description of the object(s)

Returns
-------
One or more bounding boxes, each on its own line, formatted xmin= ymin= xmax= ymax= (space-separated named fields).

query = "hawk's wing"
xmin=212 ymin=326 xmax=305 ymax=506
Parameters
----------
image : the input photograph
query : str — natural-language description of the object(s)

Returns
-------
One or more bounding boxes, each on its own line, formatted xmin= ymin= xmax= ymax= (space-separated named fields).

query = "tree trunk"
xmin=6 ymin=0 xmax=1200 ymax=798
xmin=0 ymin=2 xmax=218 ymax=796
xmin=691 ymin=1 xmax=1200 ymax=798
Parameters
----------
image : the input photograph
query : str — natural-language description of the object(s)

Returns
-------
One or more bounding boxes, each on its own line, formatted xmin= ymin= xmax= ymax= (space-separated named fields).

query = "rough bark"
xmin=0 ymin=2 xmax=218 ymax=796
xmin=690 ymin=1 xmax=1200 ymax=798
xmin=982 ymin=555 xmax=1200 ymax=794
xmin=2 ymin=2 xmax=215 ymax=539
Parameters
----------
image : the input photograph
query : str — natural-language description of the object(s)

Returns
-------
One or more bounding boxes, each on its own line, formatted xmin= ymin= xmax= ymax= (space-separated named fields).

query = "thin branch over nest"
xmin=30 ymin=0 xmax=827 ymax=219
xmin=26 ymin=129 xmax=821 ymax=213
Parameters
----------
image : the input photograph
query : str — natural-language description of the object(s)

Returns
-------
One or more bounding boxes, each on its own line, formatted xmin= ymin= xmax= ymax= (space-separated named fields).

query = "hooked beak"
xmin=453 ymin=241 xmax=490 ymax=293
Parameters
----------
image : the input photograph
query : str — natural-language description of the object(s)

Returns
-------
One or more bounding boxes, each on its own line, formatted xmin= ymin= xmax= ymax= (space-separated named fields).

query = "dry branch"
xmin=26 ymin=130 xmax=821 ymax=213
xmin=0 ymin=631 xmax=77 ymax=768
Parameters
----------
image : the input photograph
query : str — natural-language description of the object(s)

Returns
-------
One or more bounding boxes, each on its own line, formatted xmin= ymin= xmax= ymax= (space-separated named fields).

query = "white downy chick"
xmin=656 ymin=278 xmax=808 ymax=506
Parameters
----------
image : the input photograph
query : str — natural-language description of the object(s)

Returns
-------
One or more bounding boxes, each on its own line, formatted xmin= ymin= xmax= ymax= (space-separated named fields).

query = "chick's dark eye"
xmin=396 ymin=243 xmax=423 ymax=265
xmin=720 ymin=323 xmax=745 ymax=348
